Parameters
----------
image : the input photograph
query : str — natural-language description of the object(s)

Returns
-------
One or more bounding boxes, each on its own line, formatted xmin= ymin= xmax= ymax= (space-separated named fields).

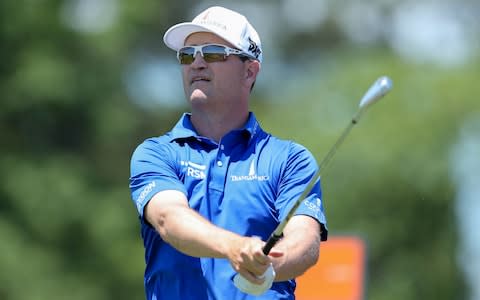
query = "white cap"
xmin=163 ymin=6 xmax=263 ymax=63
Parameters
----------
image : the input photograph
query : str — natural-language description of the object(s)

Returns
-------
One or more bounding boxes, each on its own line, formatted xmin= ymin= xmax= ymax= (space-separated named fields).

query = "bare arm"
xmin=145 ymin=190 xmax=237 ymax=257
xmin=144 ymin=189 xmax=279 ymax=284
xmin=270 ymin=215 xmax=321 ymax=281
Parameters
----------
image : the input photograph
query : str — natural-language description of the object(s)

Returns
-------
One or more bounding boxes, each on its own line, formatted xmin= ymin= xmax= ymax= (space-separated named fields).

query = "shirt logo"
xmin=304 ymin=197 xmax=322 ymax=218
xmin=231 ymin=160 xmax=269 ymax=182
xmin=136 ymin=181 xmax=156 ymax=211
xmin=181 ymin=160 xmax=206 ymax=179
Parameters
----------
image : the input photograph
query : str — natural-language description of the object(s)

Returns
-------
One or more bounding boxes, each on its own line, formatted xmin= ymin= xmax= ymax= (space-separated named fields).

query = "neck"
xmin=191 ymin=110 xmax=249 ymax=142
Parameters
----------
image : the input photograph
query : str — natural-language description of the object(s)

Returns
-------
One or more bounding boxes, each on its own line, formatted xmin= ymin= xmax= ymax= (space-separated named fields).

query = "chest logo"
xmin=231 ymin=160 xmax=269 ymax=182
xmin=181 ymin=160 xmax=206 ymax=179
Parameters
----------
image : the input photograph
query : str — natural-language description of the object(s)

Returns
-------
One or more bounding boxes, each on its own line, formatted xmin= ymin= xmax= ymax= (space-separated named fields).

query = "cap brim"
xmin=163 ymin=22 xmax=222 ymax=51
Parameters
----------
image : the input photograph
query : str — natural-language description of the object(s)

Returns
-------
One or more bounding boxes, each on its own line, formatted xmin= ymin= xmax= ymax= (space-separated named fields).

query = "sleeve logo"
xmin=136 ymin=181 xmax=156 ymax=211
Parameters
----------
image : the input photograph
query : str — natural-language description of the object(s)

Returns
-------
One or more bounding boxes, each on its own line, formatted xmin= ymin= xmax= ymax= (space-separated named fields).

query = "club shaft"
xmin=262 ymin=76 xmax=392 ymax=255
xmin=263 ymin=116 xmax=358 ymax=255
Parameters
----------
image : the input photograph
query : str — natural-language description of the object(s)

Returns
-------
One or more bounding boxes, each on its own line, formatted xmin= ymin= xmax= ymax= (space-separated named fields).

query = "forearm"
xmin=145 ymin=190 xmax=241 ymax=258
xmin=271 ymin=216 xmax=321 ymax=281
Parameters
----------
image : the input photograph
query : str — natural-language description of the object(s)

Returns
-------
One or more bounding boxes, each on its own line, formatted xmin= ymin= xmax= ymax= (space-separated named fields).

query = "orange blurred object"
xmin=295 ymin=236 xmax=367 ymax=300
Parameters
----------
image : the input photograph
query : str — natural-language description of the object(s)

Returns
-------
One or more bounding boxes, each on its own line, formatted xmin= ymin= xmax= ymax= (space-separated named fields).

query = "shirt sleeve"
xmin=129 ymin=138 xmax=187 ymax=218
xmin=275 ymin=142 xmax=328 ymax=241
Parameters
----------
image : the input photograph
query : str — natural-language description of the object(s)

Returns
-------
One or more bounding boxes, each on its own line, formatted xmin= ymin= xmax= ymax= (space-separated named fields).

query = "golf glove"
xmin=233 ymin=264 xmax=275 ymax=296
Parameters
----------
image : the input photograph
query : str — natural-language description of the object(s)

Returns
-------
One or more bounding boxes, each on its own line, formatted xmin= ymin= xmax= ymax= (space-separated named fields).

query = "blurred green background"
xmin=1 ymin=0 xmax=479 ymax=299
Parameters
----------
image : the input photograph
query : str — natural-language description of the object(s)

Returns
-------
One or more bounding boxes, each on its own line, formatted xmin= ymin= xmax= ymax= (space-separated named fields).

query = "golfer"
xmin=129 ymin=6 xmax=328 ymax=300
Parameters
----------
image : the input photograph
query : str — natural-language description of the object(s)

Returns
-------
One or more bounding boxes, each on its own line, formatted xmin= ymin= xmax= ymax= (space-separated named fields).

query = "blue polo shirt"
xmin=129 ymin=112 xmax=328 ymax=300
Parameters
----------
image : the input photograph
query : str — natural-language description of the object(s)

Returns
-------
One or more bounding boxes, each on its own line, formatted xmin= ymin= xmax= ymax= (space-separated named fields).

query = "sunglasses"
xmin=177 ymin=44 xmax=251 ymax=65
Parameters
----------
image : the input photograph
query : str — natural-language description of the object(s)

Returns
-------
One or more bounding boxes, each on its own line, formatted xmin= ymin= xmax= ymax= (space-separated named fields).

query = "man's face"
xmin=181 ymin=32 xmax=252 ymax=109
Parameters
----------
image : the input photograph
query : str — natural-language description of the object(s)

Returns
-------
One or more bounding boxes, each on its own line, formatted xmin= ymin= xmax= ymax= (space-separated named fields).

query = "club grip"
xmin=262 ymin=234 xmax=282 ymax=255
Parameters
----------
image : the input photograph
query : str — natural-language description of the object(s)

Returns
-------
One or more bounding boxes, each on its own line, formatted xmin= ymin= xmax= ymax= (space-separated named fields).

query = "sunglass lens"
xmin=178 ymin=47 xmax=195 ymax=64
xmin=201 ymin=45 xmax=227 ymax=63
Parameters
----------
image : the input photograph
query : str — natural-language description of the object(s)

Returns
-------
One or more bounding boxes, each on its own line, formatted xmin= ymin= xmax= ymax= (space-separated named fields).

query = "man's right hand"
xmin=227 ymin=236 xmax=283 ymax=284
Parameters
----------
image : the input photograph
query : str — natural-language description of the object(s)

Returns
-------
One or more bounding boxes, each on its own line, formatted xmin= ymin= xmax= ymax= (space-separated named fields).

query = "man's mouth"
xmin=191 ymin=76 xmax=210 ymax=84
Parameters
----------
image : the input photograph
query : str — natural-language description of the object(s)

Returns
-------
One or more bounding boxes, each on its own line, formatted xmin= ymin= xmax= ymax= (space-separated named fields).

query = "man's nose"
xmin=190 ymin=53 xmax=207 ymax=68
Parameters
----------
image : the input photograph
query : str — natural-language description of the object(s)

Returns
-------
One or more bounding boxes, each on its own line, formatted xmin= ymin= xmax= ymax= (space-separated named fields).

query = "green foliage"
xmin=1 ymin=1 xmax=477 ymax=299
xmin=252 ymin=47 xmax=478 ymax=300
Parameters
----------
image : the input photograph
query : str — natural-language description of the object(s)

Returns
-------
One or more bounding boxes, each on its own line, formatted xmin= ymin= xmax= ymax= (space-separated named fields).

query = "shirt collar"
xmin=169 ymin=113 xmax=198 ymax=140
xmin=242 ymin=112 xmax=262 ymax=140
xmin=169 ymin=112 xmax=263 ymax=143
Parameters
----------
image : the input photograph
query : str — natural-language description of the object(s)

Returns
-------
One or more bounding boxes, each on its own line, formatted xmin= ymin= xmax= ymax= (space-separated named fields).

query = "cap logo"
xmin=247 ymin=37 xmax=261 ymax=58
xmin=197 ymin=19 xmax=227 ymax=31
xmin=197 ymin=10 xmax=227 ymax=30
xmin=201 ymin=11 xmax=210 ymax=20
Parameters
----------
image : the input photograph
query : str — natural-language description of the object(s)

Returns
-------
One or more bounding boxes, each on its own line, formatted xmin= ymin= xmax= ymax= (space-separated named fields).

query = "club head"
xmin=359 ymin=76 xmax=393 ymax=110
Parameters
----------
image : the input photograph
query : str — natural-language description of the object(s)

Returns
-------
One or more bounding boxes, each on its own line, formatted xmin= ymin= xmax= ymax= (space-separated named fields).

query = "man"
xmin=129 ymin=6 xmax=328 ymax=300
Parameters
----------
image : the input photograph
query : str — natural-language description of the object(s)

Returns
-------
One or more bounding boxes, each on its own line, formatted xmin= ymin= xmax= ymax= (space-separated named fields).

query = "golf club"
xmin=262 ymin=76 xmax=393 ymax=254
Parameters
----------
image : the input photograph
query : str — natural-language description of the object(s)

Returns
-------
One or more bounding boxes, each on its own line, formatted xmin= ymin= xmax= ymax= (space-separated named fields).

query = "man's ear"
xmin=245 ymin=60 xmax=260 ymax=82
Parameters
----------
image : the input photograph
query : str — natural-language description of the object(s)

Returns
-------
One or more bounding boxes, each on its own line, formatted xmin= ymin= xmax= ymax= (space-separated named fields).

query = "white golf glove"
xmin=233 ymin=264 xmax=275 ymax=296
